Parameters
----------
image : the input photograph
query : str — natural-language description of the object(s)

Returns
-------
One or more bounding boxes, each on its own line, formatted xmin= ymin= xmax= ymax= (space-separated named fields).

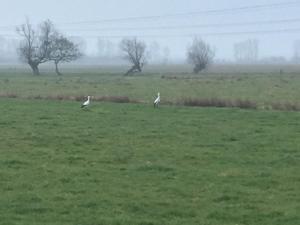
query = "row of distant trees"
xmin=6 ymin=21 xmax=300 ymax=75
xmin=16 ymin=19 xmax=215 ymax=75
xmin=234 ymin=39 xmax=259 ymax=63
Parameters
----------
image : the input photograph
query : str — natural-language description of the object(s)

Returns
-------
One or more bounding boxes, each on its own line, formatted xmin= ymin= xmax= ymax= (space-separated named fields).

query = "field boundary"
xmin=0 ymin=93 xmax=299 ymax=111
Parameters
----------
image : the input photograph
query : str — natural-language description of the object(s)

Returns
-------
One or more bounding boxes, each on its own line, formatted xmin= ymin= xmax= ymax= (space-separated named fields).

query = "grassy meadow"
xmin=0 ymin=64 xmax=300 ymax=224
xmin=0 ymin=64 xmax=300 ymax=107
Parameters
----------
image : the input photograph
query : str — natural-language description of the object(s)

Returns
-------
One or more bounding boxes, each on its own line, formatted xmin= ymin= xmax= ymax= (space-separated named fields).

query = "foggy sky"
xmin=1 ymin=0 xmax=300 ymax=61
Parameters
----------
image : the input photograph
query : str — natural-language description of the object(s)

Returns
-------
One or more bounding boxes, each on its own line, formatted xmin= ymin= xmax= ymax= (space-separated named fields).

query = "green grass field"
xmin=0 ymin=66 xmax=300 ymax=224
xmin=0 ymin=99 xmax=299 ymax=225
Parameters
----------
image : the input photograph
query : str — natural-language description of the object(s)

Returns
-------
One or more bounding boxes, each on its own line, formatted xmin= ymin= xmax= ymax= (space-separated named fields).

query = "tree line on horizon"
xmin=0 ymin=19 xmax=298 ymax=75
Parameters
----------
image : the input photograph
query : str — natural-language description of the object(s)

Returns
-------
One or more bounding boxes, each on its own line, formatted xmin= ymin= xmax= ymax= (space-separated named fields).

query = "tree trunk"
xmin=55 ymin=62 xmax=62 ymax=75
xmin=124 ymin=64 xmax=142 ymax=76
xmin=125 ymin=66 xmax=136 ymax=76
xmin=29 ymin=63 xmax=40 ymax=75
xmin=136 ymin=63 xmax=142 ymax=72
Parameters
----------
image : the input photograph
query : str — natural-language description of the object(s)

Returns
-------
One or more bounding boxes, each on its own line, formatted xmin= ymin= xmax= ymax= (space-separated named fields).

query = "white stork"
xmin=81 ymin=96 xmax=91 ymax=108
xmin=153 ymin=92 xmax=160 ymax=108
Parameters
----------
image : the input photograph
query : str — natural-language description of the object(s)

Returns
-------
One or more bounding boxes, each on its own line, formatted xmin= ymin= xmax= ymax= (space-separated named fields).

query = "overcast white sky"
xmin=1 ymin=0 xmax=300 ymax=60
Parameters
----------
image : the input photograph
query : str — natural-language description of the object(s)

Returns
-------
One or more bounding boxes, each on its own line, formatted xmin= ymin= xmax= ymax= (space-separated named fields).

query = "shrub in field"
xmin=187 ymin=37 xmax=215 ymax=73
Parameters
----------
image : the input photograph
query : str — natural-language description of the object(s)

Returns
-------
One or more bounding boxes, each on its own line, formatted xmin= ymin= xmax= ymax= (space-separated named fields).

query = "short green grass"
xmin=0 ymin=98 xmax=299 ymax=225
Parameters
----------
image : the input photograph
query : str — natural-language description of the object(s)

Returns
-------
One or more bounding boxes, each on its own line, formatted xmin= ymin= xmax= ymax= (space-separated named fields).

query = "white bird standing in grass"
xmin=81 ymin=96 xmax=91 ymax=108
xmin=154 ymin=92 xmax=160 ymax=108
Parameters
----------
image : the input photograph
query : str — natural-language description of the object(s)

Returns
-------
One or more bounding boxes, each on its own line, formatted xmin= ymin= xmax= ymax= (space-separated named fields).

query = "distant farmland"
xmin=0 ymin=64 xmax=300 ymax=110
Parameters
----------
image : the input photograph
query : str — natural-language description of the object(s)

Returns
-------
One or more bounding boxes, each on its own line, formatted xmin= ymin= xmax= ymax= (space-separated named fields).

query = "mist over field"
xmin=0 ymin=1 xmax=300 ymax=225
xmin=1 ymin=0 xmax=300 ymax=65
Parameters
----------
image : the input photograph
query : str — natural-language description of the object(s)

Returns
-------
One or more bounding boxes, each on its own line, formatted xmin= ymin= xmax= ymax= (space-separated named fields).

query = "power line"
xmin=67 ymin=27 xmax=300 ymax=38
xmin=3 ymin=27 xmax=300 ymax=39
xmin=59 ymin=18 xmax=300 ymax=32
xmin=0 ymin=1 xmax=299 ymax=30
xmin=0 ymin=34 xmax=19 ymax=38
xmin=2 ymin=27 xmax=300 ymax=39
xmin=3 ymin=17 xmax=300 ymax=32
xmin=58 ymin=1 xmax=300 ymax=25
xmin=0 ymin=25 xmax=15 ymax=30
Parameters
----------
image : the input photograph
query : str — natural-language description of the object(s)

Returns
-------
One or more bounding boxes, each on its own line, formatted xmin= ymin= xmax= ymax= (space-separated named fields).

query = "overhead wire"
xmin=58 ymin=18 xmax=300 ymax=32
xmin=57 ymin=1 xmax=300 ymax=25
xmin=1 ymin=1 xmax=300 ymax=38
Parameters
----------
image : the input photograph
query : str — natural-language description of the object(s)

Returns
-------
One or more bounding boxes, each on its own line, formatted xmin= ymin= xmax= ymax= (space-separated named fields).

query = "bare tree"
xmin=119 ymin=38 xmax=147 ymax=75
xmin=234 ymin=39 xmax=259 ymax=63
xmin=292 ymin=40 xmax=300 ymax=63
xmin=16 ymin=19 xmax=55 ymax=75
xmin=49 ymin=35 xmax=82 ymax=75
xmin=149 ymin=41 xmax=160 ymax=63
xmin=97 ymin=38 xmax=115 ymax=58
xmin=69 ymin=36 xmax=87 ymax=53
xmin=187 ymin=38 xmax=215 ymax=73
xmin=162 ymin=46 xmax=170 ymax=65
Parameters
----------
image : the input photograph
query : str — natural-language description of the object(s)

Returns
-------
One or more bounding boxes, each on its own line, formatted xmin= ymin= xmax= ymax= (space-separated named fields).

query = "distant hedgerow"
xmin=1 ymin=94 xmax=300 ymax=111
xmin=177 ymin=97 xmax=257 ymax=109
xmin=270 ymin=101 xmax=300 ymax=111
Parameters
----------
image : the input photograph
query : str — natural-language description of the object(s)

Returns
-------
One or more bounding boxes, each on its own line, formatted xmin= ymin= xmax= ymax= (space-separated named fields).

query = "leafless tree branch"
xmin=120 ymin=38 xmax=147 ymax=75
xmin=16 ymin=19 xmax=56 ymax=75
